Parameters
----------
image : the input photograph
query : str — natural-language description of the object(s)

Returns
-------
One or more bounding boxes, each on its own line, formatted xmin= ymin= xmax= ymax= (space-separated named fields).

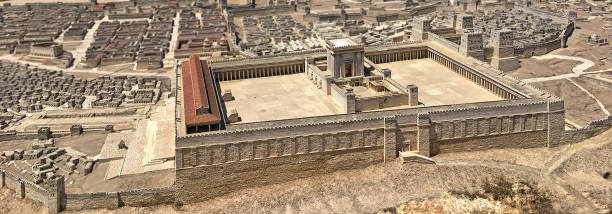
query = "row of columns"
xmin=428 ymin=50 xmax=518 ymax=100
xmin=216 ymin=63 xmax=305 ymax=81
xmin=366 ymin=49 xmax=427 ymax=64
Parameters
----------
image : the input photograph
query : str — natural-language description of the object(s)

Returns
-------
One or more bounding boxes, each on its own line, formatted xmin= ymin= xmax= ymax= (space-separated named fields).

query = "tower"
xmin=491 ymin=30 xmax=520 ymax=71
xmin=325 ymin=38 xmax=365 ymax=79
xmin=411 ymin=17 xmax=431 ymax=41
xmin=456 ymin=14 xmax=474 ymax=31
xmin=459 ymin=30 xmax=484 ymax=61
xmin=47 ymin=175 xmax=65 ymax=214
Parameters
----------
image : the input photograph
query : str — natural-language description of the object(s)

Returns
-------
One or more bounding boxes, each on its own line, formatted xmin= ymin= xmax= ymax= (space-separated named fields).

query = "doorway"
xmin=344 ymin=62 xmax=352 ymax=77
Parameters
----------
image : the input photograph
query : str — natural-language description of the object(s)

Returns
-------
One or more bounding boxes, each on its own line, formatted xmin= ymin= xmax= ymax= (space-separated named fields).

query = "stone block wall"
xmin=175 ymin=146 xmax=383 ymax=203
xmin=175 ymin=98 xmax=563 ymax=202
xmin=117 ymin=187 xmax=175 ymax=207
xmin=1 ymin=169 xmax=51 ymax=207
xmin=514 ymin=39 xmax=561 ymax=58
xmin=65 ymin=192 xmax=120 ymax=211
xmin=175 ymin=121 xmax=387 ymax=203
xmin=176 ymin=127 xmax=385 ymax=168
xmin=562 ymin=116 xmax=612 ymax=145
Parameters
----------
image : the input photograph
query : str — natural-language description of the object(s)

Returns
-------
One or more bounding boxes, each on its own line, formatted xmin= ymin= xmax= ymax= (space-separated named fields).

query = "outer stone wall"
xmin=65 ymin=192 xmax=120 ymax=211
xmin=175 ymin=146 xmax=383 ymax=203
xmin=434 ymin=130 xmax=548 ymax=154
xmin=175 ymin=97 xmax=563 ymax=203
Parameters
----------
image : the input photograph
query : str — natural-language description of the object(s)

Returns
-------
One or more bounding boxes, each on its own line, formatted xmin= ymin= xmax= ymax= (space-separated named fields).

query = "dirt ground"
xmin=65 ymin=163 xmax=174 ymax=193
xmin=0 ymin=139 xmax=32 ymax=152
xmin=2 ymin=127 xmax=611 ymax=213
xmin=510 ymin=58 xmax=580 ymax=80
xmin=573 ymin=76 xmax=612 ymax=114
xmin=54 ymin=133 xmax=108 ymax=156
xmin=511 ymin=17 xmax=612 ymax=79
xmin=531 ymin=78 xmax=607 ymax=127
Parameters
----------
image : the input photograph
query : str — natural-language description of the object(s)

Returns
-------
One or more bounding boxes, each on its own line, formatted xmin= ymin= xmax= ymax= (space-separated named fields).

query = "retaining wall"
xmin=65 ymin=192 xmax=119 ymax=210
xmin=175 ymin=98 xmax=563 ymax=203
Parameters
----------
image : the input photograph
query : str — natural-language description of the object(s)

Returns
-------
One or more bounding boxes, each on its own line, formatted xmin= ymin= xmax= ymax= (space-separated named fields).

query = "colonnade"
xmin=366 ymin=49 xmax=428 ymax=64
xmin=428 ymin=49 xmax=518 ymax=100
xmin=215 ymin=63 xmax=305 ymax=81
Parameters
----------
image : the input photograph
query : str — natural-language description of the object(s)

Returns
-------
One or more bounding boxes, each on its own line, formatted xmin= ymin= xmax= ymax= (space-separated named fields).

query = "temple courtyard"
xmin=379 ymin=58 xmax=503 ymax=106
xmin=219 ymin=73 xmax=344 ymax=123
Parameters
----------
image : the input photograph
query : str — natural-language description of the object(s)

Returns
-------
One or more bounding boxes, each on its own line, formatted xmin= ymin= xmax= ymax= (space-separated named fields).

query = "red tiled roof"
xmin=181 ymin=55 xmax=221 ymax=127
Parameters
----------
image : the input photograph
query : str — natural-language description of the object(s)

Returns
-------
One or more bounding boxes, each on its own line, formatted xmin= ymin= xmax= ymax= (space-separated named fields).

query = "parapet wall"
xmin=562 ymin=116 xmax=612 ymax=145
xmin=514 ymin=39 xmax=561 ymax=58
xmin=427 ymin=32 xmax=460 ymax=52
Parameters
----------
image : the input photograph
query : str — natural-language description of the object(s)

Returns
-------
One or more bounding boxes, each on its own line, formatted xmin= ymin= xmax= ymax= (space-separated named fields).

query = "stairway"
xmin=399 ymin=151 xmax=436 ymax=164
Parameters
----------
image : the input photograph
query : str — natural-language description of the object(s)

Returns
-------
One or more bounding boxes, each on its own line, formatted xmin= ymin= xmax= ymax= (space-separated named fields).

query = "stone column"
xmin=417 ymin=113 xmax=431 ymax=156
xmin=383 ymin=117 xmax=398 ymax=162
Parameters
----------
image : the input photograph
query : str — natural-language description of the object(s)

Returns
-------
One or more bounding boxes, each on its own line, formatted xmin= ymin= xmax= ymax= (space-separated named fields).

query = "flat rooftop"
xmin=220 ymin=73 xmax=344 ymax=123
xmin=329 ymin=38 xmax=357 ymax=47
xmin=380 ymin=59 xmax=502 ymax=106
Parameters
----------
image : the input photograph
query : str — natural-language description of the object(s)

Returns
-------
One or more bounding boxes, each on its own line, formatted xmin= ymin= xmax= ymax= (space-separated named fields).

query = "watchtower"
xmin=456 ymin=14 xmax=474 ymax=31
xmin=325 ymin=38 xmax=365 ymax=79
xmin=459 ymin=30 xmax=484 ymax=61
xmin=411 ymin=17 xmax=431 ymax=41
xmin=47 ymin=175 xmax=65 ymax=214
xmin=491 ymin=30 xmax=520 ymax=71
xmin=37 ymin=127 xmax=51 ymax=140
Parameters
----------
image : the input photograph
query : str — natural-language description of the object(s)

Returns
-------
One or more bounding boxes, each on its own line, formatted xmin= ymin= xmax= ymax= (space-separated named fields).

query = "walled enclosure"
xmin=174 ymin=39 xmax=567 ymax=203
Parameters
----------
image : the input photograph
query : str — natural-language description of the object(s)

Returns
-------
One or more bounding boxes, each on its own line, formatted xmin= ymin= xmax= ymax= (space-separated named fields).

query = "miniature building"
xmin=491 ymin=30 xmax=520 ymax=71
xmin=459 ymin=30 xmax=484 ymax=61
xmin=37 ymin=127 xmax=51 ymax=140
xmin=70 ymin=124 xmax=83 ymax=136
xmin=325 ymin=38 xmax=365 ymax=79
xmin=180 ymin=55 xmax=221 ymax=133
xmin=29 ymin=42 xmax=63 ymax=59
xmin=411 ymin=17 xmax=431 ymax=41
xmin=456 ymin=14 xmax=474 ymax=30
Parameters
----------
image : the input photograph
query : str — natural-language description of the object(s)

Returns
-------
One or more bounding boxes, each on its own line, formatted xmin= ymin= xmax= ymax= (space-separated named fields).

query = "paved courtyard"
xmin=220 ymin=73 xmax=344 ymax=123
xmin=380 ymin=59 xmax=502 ymax=106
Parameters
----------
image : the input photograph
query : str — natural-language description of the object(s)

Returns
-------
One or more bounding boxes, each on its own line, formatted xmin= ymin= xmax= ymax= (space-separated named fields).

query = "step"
xmin=399 ymin=151 xmax=436 ymax=164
